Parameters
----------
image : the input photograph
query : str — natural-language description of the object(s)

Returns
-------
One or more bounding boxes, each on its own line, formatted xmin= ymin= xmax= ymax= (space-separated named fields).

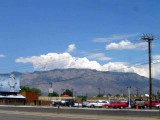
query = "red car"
xmin=144 ymin=100 xmax=160 ymax=108
xmin=103 ymin=101 xmax=128 ymax=109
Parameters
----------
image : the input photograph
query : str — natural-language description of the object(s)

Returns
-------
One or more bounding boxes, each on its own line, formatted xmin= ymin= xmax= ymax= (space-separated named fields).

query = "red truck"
xmin=144 ymin=100 xmax=160 ymax=108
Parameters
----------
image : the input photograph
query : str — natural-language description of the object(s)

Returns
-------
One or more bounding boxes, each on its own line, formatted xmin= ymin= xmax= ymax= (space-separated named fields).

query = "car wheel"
xmin=144 ymin=105 xmax=147 ymax=109
xmin=105 ymin=106 xmax=109 ymax=109
xmin=90 ymin=105 xmax=95 ymax=108
xmin=120 ymin=106 xmax=124 ymax=109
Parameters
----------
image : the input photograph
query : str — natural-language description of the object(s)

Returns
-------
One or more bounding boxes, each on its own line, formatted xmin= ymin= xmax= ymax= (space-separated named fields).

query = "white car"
xmin=87 ymin=100 xmax=109 ymax=108
xmin=155 ymin=104 xmax=160 ymax=108
xmin=73 ymin=103 xmax=82 ymax=107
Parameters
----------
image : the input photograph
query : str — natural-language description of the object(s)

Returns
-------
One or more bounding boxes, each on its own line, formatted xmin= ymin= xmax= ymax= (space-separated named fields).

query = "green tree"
xmin=20 ymin=86 xmax=30 ymax=92
xmin=107 ymin=93 xmax=112 ymax=97
xmin=48 ymin=91 xmax=59 ymax=97
xmin=157 ymin=91 xmax=160 ymax=99
xmin=97 ymin=94 xmax=104 ymax=97
xmin=122 ymin=94 xmax=127 ymax=97
xmin=63 ymin=89 xmax=73 ymax=96
xmin=20 ymin=86 xmax=41 ymax=95
xmin=115 ymin=94 xmax=120 ymax=98
xmin=77 ymin=96 xmax=87 ymax=101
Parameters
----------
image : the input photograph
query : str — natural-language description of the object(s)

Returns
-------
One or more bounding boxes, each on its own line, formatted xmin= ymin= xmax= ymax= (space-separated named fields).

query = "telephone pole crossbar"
xmin=141 ymin=34 xmax=154 ymax=109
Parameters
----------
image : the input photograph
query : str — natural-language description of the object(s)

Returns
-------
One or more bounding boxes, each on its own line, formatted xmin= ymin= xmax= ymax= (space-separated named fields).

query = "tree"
xmin=157 ymin=91 xmax=160 ymax=99
xmin=62 ymin=89 xmax=73 ymax=97
xmin=48 ymin=91 xmax=59 ymax=97
xmin=97 ymin=94 xmax=104 ymax=97
xmin=20 ymin=86 xmax=41 ymax=95
xmin=122 ymin=94 xmax=127 ymax=97
xmin=20 ymin=86 xmax=30 ymax=92
xmin=77 ymin=96 xmax=87 ymax=101
xmin=115 ymin=94 xmax=120 ymax=98
xmin=107 ymin=93 xmax=112 ymax=97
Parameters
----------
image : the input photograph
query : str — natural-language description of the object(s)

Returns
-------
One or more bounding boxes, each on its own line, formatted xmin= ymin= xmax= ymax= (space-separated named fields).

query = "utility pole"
xmin=141 ymin=34 xmax=154 ymax=109
xmin=74 ymin=91 xmax=77 ymax=98
xmin=72 ymin=88 xmax=74 ymax=99
xmin=61 ymin=89 xmax=65 ymax=93
xmin=98 ymin=88 xmax=101 ymax=95
xmin=136 ymin=87 xmax=139 ymax=97
xmin=50 ymin=82 xmax=52 ymax=88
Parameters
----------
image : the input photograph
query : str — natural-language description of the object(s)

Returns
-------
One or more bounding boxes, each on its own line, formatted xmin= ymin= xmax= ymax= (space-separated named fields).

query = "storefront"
xmin=0 ymin=93 xmax=26 ymax=105
xmin=0 ymin=74 xmax=26 ymax=105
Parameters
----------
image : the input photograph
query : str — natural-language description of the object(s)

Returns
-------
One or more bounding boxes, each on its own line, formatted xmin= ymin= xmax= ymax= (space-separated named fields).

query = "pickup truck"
xmin=144 ymin=100 xmax=160 ymax=108
xmin=51 ymin=99 xmax=75 ymax=107
xmin=132 ymin=99 xmax=145 ymax=109
xmin=51 ymin=100 xmax=61 ymax=107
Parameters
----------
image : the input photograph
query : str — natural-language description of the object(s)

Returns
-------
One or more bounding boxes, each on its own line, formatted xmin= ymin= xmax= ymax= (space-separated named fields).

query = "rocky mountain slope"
xmin=1 ymin=69 xmax=160 ymax=96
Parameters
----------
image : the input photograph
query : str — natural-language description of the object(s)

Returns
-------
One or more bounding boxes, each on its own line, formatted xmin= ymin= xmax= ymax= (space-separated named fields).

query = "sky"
xmin=0 ymin=0 xmax=160 ymax=79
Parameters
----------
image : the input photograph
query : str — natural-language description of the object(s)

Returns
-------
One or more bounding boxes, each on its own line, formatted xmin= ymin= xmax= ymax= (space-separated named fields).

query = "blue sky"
xmin=0 ymin=0 xmax=160 ymax=79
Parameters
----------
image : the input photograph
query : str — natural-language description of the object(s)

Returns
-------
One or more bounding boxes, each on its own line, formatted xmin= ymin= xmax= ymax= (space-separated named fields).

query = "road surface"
xmin=0 ymin=110 xmax=159 ymax=120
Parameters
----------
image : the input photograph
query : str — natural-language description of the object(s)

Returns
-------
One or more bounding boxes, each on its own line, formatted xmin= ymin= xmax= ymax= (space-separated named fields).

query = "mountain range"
xmin=1 ymin=69 xmax=160 ymax=96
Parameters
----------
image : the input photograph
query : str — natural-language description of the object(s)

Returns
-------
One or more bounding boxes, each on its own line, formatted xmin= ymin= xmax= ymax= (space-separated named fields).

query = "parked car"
xmin=60 ymin=99 xmax=75 ymax=107
xmin=155 ymin=103 xmax=160 ymax=108
xmin=144 ymin=100 xmax=160 ymax=108
xmin=82 ymin=101 xmax=89 ymax=107
xmin=73 ymin=102 xmax=82 ymax=107
xmin=51 ymin=100 xmax=61 ymax=107
xmin=128 ymin=98 xmax=145 ymax=109
xmin=103 ymin=101 xmax=128 ymax=109
xmin=86 ymin=100 xmax=109 ymax=108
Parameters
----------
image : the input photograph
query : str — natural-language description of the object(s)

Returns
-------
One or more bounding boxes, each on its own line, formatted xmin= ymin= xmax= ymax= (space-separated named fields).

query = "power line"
xmin=111 ymin=60 xmax=160 ymax=73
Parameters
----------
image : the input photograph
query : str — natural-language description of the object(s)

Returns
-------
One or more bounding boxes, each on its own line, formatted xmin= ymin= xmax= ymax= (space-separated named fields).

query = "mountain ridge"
xmin=1 ymin=69 xmax=160 ymax=96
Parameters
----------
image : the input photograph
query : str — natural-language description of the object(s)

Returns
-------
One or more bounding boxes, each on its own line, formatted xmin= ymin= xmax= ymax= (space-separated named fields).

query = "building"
xmin=0 ymin=74 xmax=26 ymax=105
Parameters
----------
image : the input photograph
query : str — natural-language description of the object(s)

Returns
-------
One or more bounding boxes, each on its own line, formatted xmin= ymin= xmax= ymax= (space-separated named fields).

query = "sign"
xmin=0 ymin=74 xmax=20 ymax=92
xmin=49 ymin=88 xmax=53 ymax=93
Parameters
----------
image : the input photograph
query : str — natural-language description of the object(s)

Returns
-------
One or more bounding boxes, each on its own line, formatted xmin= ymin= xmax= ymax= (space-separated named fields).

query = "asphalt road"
xmin=0 ymin=105 xmax=159 ymax=117
xmin=0 ymin=110 xmax=159 ymax=120
xmin=0 ymin=105 xmax=160 ymax=120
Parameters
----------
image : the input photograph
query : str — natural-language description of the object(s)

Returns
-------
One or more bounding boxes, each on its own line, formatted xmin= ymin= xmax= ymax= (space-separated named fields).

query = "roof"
xmin=0 ymin=94 xmax=26 ymax=99
xmin=62 ymin=94 xmax=70 ymax=97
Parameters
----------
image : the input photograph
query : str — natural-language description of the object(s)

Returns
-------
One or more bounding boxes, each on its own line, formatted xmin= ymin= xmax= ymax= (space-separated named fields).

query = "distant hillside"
xmin=1 ymin=69 xmax=160 ymax=96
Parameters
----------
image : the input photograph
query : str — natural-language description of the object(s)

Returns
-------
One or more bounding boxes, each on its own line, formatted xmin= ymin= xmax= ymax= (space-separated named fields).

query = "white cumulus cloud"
xmin=15 ymin=52 xmax=158 ymax=79
xmin=152 ymin=55 xmax=160 ymax=79
xmin=106 ymin=40 xmax=147 ymax=50
xmin=85 ymin=53 xmax=112 ymax=61
xmin=153 ymin=55 xmax=160 ymax=63
xmin=0 ymin=54 xmax=6 ymax=58
xmin=152 ymin=63 xmax=160 ymax=79
xmin=102 ymin=62 xmax=149 ymax=78
xmin=16 ymin=52 xmax=102 ymax=71
xmin=66 ymin=44 xmax=76 ymax=53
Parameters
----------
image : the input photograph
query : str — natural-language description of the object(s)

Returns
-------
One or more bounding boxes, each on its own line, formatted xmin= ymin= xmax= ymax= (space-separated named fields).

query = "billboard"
xmin=0 ymin=74 xmax=20 ymax=92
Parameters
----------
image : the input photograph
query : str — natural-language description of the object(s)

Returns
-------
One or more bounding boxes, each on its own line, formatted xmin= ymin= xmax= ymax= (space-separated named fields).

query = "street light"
xmin=127 ymin=86 xmax=131 ymax=108
xmin=71 ymin=88 xmax=74 ymax=99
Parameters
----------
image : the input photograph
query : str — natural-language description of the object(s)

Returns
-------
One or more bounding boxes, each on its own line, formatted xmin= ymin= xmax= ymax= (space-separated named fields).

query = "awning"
xmin=0 ymin=94 xmax=26 ymax=99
